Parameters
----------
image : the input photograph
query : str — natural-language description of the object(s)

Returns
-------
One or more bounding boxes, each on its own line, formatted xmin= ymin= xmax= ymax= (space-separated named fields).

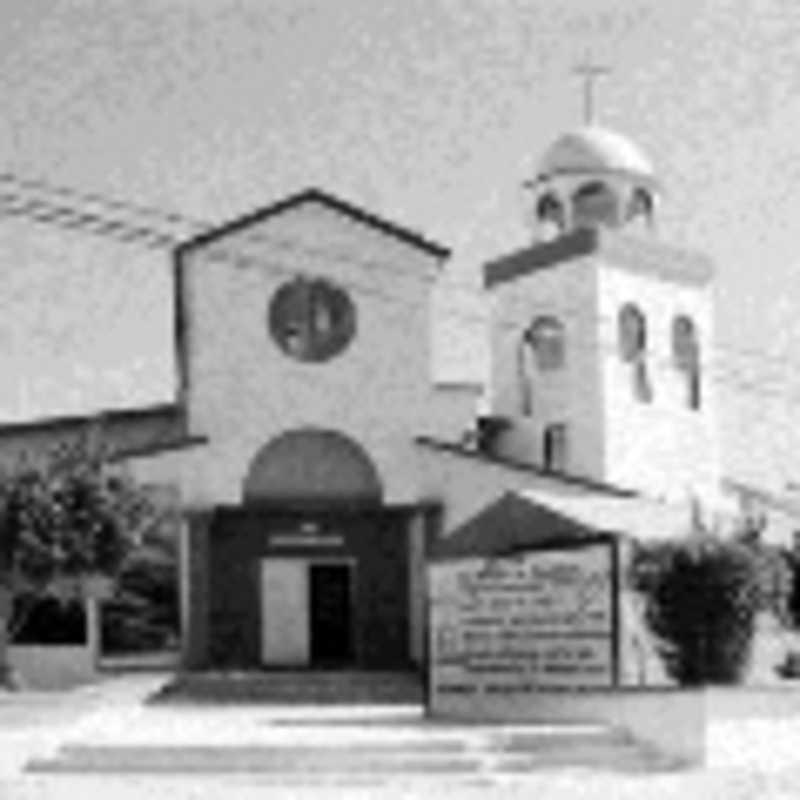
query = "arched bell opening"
xmin=625 ymin=185 xmax=655 ymax=231
xmin=535 ymin=191 xmax=566 ymax=239
xmin=571 ymin=180 xmax=620 ymax=229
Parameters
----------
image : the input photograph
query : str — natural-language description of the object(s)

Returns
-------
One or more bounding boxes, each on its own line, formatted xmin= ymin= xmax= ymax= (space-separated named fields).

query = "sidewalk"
xmin=0 ymin=672 xmax=169 ymax=777
xmin=5 ymin=674 xmax=800 ymax=798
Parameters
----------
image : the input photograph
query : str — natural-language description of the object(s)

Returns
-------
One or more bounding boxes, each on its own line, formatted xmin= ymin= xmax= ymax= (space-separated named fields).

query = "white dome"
xmin=538 ymin=126 xmax=656 ymax=183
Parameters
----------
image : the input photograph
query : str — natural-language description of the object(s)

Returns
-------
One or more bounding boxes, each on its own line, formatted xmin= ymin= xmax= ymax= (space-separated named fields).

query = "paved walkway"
xmin=0 ymin=673 xmax=167 ymax=777
xmin=3 ymin=674 xmax=800 ymax=798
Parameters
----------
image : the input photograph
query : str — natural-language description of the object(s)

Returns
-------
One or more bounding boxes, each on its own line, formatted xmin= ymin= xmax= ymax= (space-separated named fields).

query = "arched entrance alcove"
xmin=242 ymin=428 xmax=383 ymax=506
xmin=194 ymin=427 xmax=427 ymax=671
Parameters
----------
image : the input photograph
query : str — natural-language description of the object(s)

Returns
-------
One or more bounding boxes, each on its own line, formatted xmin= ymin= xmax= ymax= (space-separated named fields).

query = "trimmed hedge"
xmin=630 ymin=536 xmax=761 ymax=685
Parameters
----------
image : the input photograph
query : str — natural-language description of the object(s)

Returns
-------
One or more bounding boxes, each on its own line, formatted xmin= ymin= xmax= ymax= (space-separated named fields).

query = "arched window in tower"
xmin=618 ymin=304 xmax=647 ymax=361
xmin=543 ymin=423 xmax=568 ymax=472
xmin=572 ymin=181 xmax=618 ymax=229
xmin=516 ymin=316 xmax=565 ymax=416
xmin=525 ymin=315 xmax=566 ymax=371
xmin=516 ymin=336 xmax=534 ymax=416
xmin=625 ymin=187 xmax=654 ymax=225
xmin=536 ymin=193 xmax=565 ymax=234
xmin=672 ymin=314 xmax=701 ymax=410
xmin=618 ymin=303 xmax=652 ymax=402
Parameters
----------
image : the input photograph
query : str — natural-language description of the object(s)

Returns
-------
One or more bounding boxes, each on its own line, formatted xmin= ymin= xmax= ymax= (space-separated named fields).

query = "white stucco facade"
xmin=485 ymin=219 xmax=720 ymax=509
xmin=129 ymin=196 xmax=472 ymax=507
xmin=119 ymin=123 xmax=726 ymax=545
xmin=596 ymin=237 xmax=720 ymax=505
xmin=487 ymin=254 xmax=605 ymax=479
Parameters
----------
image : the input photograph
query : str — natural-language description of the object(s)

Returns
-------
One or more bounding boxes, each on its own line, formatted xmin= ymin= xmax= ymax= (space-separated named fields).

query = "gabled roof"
xmin=430 ymin=492 xmax=614 ymax=560
xmin=0 ymin=403 xmax=196 ymax=464
xmin=176 ymin=187 xmax=450 ymax=260
xmin=0 ymin=403 xmax=182 ymax=439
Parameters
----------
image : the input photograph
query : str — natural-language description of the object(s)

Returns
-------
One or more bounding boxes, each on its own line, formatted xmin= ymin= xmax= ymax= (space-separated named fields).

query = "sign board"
xmin=429 ymin=541 xmax=617 ymax=698
xmin=269 ymin=534 xmax=344 ymax=548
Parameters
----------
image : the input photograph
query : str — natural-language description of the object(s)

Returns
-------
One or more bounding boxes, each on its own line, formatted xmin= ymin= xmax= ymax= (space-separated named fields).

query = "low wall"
xmin=429 ymin=686 xmax=706 ymax=766
xmin=9 ymin=643 xmax=96 ymax=690
xmin=8 ymin=596 xmax=100 ymax=690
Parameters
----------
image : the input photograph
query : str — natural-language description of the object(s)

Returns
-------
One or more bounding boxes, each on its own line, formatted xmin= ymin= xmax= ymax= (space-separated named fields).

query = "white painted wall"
xmin=597 ymin=243 xmax=720 ymax=505
xmin=8 ymin=596 xmax=100 ymax=690
xmin=487 ymin=256 xmax=605 ymax=480
xmin=485 ymin=231 xmax=721 ymax=509
xmin=9 ymin=644 xmax=95 ymax=690
xmin=419 ymin=383 xmax=482 ymax=443
xmin=416 ymin=442 xmax=610 ymax=532
xmin=133 ymin=200 xmax=449 ymax=506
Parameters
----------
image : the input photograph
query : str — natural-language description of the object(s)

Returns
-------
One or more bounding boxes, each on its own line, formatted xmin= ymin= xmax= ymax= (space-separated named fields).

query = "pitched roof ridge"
xmin=176 ymin=186 xmax=450 ymax=260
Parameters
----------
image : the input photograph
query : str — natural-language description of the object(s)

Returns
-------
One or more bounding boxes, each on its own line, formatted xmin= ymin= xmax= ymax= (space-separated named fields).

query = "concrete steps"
xmin=150 ymin=670 xmax=425 ymax=704
xmin=20 ymin=672 xmax=688 ymax=779
xmin=26 ymin=725 xmax=683 ymax=777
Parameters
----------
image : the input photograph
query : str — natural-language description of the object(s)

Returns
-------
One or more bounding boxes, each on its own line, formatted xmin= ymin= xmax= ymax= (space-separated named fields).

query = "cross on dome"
xmin=572 ymin=60 xmax=611 ymax=125
xmin=523 ymin=65 xmax=659 ymax=240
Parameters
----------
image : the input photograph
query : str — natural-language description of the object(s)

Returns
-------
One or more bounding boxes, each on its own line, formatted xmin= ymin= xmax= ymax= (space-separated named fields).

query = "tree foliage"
xmin=630 ymin=533 xmax=762 ymax=685
xmin=731 ymin=527 xmax=795 ymax=625
xmin=0 ymin=437 xmax=160 ymax=639
xmin=101 ymin=521 xmax=180 ymax=653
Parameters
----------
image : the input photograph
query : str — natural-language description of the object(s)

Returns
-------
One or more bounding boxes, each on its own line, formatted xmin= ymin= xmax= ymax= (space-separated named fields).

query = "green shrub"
xmin=630 ymin=536 xmax=761 ymax=685
xmin=736 ymin=537 xmax=794 ymax=624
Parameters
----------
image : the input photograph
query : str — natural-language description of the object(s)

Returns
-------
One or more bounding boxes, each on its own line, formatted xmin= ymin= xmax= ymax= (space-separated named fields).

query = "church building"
xmin=0 ymin=123 xmax=728 ymax=673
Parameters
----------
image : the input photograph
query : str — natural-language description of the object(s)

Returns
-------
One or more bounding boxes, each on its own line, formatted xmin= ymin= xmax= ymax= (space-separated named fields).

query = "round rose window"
xmin=268 ymin=276 xmax=356 ymax=362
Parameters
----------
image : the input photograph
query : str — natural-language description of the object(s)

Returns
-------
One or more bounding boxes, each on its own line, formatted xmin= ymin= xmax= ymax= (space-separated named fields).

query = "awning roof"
xmin=430 ymin=492 xmax=612 ymax=560
xmin=431 ymin=488 xmax=695 ymax=560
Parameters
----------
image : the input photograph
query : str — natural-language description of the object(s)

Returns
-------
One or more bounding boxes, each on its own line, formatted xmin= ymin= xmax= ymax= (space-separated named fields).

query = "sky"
xmin=0 ymin=0 xmax=798 ymax=490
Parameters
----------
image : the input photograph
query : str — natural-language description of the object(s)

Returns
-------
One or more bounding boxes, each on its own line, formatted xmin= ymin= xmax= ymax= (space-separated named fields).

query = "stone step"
xmin=57 ymin=727 xmax=630 ymax=751
xmin=26 ymin=731 xmax=682 ymax=775
xmin=152 ymin=671 xmax=425 ymax=704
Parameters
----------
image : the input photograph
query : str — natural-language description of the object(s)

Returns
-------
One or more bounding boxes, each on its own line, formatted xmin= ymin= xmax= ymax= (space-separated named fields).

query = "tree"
xmin=0 ymin=435 xmax=162 ymax=687
xmin=101 ymin=507 xmax=180 ymax=654
xmin=630 ymin=533 xmax=761 ymax=685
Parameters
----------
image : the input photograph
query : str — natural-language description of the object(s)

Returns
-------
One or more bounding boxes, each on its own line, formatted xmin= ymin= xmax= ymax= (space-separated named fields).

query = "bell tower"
xmin=485 ymin=117 xmax=720 ymax=507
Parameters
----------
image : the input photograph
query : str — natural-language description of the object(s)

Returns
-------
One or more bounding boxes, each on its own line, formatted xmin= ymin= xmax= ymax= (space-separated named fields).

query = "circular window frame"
xmin=268 ymin=276 xmax=357 ymax=363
